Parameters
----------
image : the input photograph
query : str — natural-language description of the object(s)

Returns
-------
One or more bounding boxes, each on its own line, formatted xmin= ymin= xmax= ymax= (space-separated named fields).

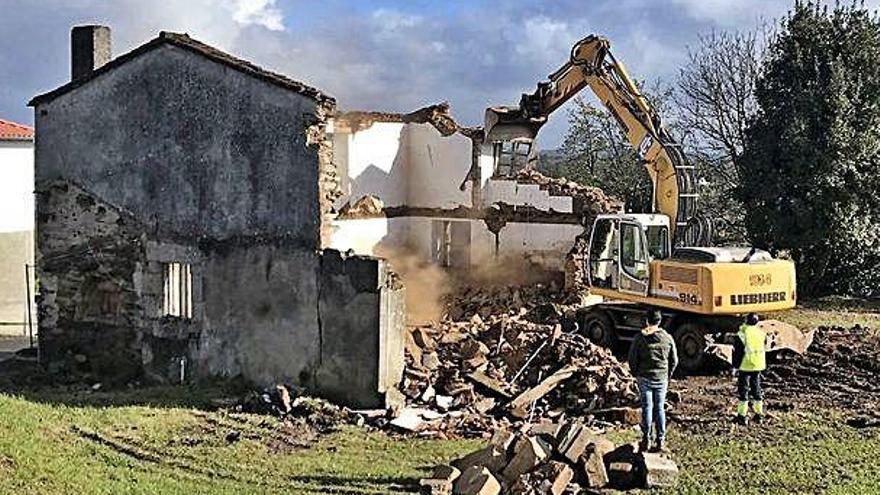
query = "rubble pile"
xmin=419 ymin=422 xmax=679 ymax=494
xmin=513 ymin=169 xmax=623 ymax=216
xmin=237 ymin=384 xmax=355 ymax=433
xmin=399 ymin=311 xmax=637 ymax=436
xmin=442 ymin=281 xmax=578 ymax=323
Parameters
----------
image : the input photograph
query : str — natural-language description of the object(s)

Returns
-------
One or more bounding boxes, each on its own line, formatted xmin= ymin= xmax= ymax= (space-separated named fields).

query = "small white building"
xmin=0 ymin=118 xmax=35 ymax=337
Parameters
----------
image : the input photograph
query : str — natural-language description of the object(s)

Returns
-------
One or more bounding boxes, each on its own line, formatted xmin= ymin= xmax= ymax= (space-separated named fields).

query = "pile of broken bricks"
xmin=513 ymin=168 xmax=624 ymax=217
xmin=397 ymin=311 xmax=638 ymax=437
xmin=420 ymin=420 xmax=679 ymax=494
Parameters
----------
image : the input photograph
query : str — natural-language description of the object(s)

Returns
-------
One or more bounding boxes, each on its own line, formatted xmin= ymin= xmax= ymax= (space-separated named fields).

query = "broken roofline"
xmin=29 ymin=31 xmax=335 ymax=107
xmin=335 ymin=102 xmax=482 ymax=139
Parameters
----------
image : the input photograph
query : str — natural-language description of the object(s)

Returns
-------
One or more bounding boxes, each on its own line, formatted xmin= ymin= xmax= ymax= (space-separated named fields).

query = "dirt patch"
xmin=0 ymin=455 xmax=14 ymax=473
xmin=670 ymin=324 xmax=880 ymax=432
xmin=266 ymin=420 xmax=320 ymax=454
xmin=768 ymin=325 xmax=880 ymax=415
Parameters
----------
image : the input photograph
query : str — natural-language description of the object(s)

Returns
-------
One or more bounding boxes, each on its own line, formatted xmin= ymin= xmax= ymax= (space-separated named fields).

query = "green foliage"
xmin=546 ymin=97 xmax=653 ymax=213
xmin=740 ymin=1 xmax=880 ymax=297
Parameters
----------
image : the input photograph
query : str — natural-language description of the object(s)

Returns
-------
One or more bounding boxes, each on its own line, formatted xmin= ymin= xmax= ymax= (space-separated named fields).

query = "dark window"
xmin=646 ymin=225 xmax=670 ymax=260
xmin=493 ymin=140 xmax=532 ymax=177
xmin=620 ymin=223 xmax=648 ymax=281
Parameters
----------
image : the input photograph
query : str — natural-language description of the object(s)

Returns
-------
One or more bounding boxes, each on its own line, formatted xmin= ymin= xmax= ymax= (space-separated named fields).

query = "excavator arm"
xmin=485 ymin=35 xmax=704 ymax=246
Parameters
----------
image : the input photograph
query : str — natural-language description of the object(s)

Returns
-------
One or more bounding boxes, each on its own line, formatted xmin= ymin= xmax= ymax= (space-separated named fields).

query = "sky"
xmin=0 ymin=0 xmax=853 ymax=147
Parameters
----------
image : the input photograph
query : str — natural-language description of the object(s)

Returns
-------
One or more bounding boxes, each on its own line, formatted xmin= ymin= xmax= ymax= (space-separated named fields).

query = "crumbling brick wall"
xmin=37 ymin=182 xmax=147 ymax=381
xmin=30 ymin=33 xmax=402 ymax=404
xmin=37 ymin=181 xmax=404 ymax=406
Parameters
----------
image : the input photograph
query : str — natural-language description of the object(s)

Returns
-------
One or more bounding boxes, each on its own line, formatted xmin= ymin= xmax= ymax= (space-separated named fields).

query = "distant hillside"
xmin=536 ymin=148 xmax=567 ymax=178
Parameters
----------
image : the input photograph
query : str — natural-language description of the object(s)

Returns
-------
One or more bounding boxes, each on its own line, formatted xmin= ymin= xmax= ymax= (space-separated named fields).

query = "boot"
xmin=734 ymin=414 xmax=749 ymax=426
xmin=650 ymin=438 xmax=670 ymax=454
xmin=753 ymin=401 xmax=765 ymax=423
xmin=639 ymin=438 xmax=650 ymax=452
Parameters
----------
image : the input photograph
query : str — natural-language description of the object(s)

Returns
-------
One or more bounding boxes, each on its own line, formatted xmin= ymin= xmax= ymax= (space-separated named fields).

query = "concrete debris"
xmin=337 ymin=194 xmax=384 ymax=218
xmin=398 ymin=309 xmax=637 ymax=436
xmin=420 ymin=478 xmax=453 ymax=495
xmin=640 ymin=452 xmax=681 ymax=488
xmin=454 ymin=466 xmax=502 ymax=495
xmin=443 ymin=281 xmax=577 ymax=323
xmin=513 ymin=168 xmax=623 ymax=217
xmin=422 ymin=423 xmax=679 ymax=493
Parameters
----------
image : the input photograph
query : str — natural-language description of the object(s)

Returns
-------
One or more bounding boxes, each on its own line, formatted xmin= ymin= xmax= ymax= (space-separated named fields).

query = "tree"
xmin=674 ymin=29 xmax=768 ymax=243
xmin=549 ymin=88 xmax=672 ymax=213
xmin=739 ymin=1 xmax=880 ymax=297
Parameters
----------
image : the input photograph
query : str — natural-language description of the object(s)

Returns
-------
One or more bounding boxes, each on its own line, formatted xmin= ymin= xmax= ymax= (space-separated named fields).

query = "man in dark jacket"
xmin=628 ymin=309 xmax=678 ymax=453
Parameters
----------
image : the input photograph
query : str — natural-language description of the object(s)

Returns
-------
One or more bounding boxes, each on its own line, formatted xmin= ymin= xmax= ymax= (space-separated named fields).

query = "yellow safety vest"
xmin=737 ymin=324 xmax=766 ymax=372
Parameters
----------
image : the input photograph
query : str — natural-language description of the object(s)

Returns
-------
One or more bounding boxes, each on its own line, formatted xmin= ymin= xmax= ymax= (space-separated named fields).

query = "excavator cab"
xmin=587 ymin=214 xmax=671 ymax=296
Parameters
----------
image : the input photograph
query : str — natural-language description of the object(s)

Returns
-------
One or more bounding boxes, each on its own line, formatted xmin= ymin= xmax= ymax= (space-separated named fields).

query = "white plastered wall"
xmin=329 ymin=121 xmax=581 ymax=271
xmin=0 ymin=140 xmax=35 ymax=336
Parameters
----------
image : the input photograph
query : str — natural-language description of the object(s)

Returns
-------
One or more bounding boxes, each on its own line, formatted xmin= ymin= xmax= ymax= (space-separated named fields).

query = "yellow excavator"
xmin=485 ymin=35 xmax=799 ymax=369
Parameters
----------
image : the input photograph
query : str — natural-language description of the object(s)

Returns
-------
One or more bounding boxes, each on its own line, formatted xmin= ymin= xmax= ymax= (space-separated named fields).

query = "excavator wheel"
xmin=672 ymin=322 xmax=709 ymax=372
xmin=579 ymin=309 xmax=617 ymax=349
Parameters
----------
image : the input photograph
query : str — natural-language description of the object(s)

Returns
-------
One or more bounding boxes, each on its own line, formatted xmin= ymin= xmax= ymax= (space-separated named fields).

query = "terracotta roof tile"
xmin=0 ymin=119 xmax=34 ymax=141
xmin=30 ymin=31 xmax=334 ymax=107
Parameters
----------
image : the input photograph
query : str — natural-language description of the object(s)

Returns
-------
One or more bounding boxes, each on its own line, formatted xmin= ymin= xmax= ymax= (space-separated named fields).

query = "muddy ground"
xmin=670 ymin=323 xmax=880 ymax=433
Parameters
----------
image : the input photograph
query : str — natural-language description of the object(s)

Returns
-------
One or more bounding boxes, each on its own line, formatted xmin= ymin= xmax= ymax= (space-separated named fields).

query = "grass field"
xmin=0 ymin=300 xmax=876 ymax=494
xmin=1 ymin=392 xmax=878 ymax=494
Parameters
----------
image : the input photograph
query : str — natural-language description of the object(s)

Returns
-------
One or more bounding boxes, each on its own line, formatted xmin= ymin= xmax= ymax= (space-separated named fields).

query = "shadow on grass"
xmin=0 ymin=357 xmax=244 ymax=410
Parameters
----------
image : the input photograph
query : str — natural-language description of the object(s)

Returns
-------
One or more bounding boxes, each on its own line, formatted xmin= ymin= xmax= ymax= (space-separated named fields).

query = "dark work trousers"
xmin=737 ymin=370 xmax=763 ymax=402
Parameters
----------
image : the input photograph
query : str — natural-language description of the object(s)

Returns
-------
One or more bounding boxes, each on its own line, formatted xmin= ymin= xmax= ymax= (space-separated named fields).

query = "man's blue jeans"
xmin=638 ymin=377 xmax=668 ymax=443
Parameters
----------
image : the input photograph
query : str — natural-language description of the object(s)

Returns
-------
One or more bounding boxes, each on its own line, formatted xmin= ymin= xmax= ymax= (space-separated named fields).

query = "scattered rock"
xmin=454 ymin=466 xmax=502 ymax=495
xmin=640 ymin=452 xmax=680 ymax=488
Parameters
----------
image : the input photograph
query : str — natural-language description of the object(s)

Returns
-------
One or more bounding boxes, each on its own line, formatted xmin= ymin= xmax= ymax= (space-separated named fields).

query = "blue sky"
xmin=0 ymin=0 xmax=854 ymax=146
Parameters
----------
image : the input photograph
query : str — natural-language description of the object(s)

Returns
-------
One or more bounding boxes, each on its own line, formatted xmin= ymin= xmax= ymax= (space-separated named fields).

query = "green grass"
xmin=0 ymin=390 xmax=480 ymax=494
xmin=776 ymin=297 xmax=879 ymax=330
xmin=1 ymin=298 xmax=877 ymax=494
xmin=665 ymin=413 xmax=880 ymax=495
xmin=2 ymin=388 xmax=879 ymax=494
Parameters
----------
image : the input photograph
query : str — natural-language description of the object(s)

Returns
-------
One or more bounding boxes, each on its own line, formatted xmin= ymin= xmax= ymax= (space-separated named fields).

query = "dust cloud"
xmin=376 ymin=244 xmax=559 ymax=325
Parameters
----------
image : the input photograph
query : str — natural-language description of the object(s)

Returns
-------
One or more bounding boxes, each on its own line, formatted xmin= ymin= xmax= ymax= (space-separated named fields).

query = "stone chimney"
xmin=71 ymin=25 xmax=111 ymax=80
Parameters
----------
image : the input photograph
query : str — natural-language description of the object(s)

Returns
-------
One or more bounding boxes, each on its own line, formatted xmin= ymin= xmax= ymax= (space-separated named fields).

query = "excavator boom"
xmin=485 ymin=35 xmax=703 ymax=246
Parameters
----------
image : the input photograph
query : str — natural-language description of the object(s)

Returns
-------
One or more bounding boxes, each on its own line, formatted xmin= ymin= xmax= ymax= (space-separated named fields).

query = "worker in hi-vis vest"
xmin=732 ymin=313 xmax=767 ymax=425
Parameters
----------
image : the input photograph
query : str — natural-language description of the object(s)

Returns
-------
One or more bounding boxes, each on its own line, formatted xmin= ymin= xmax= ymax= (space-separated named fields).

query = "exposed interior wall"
xmin=0 ymin=141 xmax=35 ymax=336
xmin=333 ymin=121 xmax=409 ymax=208
xmin=404 ymin=123 xmax=473 ymax=209
xmin=330 ymin=106 xmax=589 ymax=274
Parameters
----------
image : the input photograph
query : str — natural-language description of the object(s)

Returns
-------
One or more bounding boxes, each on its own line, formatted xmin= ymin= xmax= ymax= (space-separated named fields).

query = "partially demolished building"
xmin=329 ymin=104 xmax=621 ymax=272
xmin=30 ymin=26 xmax=619 ymax=407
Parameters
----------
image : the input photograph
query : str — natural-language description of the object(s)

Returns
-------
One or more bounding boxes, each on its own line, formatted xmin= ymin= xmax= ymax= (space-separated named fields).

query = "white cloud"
xmin=671 ymin=0 xmax=788 ymax=27
xmin=514 ymin=16 xmax=579 ymax=63
xmin=371 ymin=9 xmax=423 ymax=34
xmin=10 ymin=0 xmax=858 ymax=146
xmin=231 ymin=0 xmax=284 ymax=31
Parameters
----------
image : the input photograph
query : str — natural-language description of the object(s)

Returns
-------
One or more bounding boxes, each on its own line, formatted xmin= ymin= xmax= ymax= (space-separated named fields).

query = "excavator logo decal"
xmin=637 ymin=134 xmax=653 ymax=158
xmin=730 ymin=292 xmax=787 ymax=306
